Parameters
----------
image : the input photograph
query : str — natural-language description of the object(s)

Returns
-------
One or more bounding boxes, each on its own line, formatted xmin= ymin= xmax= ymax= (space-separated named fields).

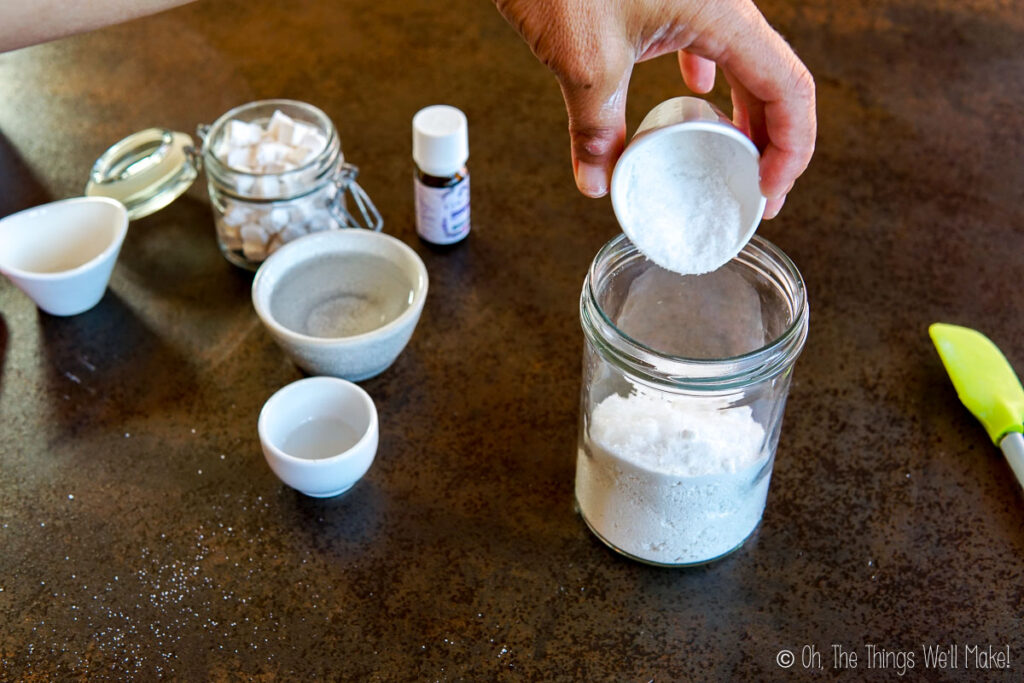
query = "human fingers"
xmin=692 ymin=2 xmax=816 ymax=207
xmin=555 ymin=47 xmax=634 ymax=197
xmin=722 ymin=67 xmax=767 ymax=161
xmin=491 ymin=0 xmax=633 ymax=197
xmin=763 ymin=195 xmax=785 ymax=220
xmin=678 ymin=50 xmax=715 ymax=94
xmin=727 ymin=72 xmax=792 ymax=220
xmin=729 ymin=79 xmax=751 ymax=140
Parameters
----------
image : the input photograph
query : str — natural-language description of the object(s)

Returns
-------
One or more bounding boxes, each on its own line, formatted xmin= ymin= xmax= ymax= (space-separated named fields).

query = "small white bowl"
xmin=0 ymin=197 xmax=129 ymax=316
xmin=258 ymin=376 xmax=379 ymax=497
xmin=252 ymin=230 xmax=428 ymax=381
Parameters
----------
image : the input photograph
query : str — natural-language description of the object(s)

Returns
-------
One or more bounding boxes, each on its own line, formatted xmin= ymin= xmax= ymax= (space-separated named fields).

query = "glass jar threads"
xmin=576 ymin=234 xmax=809 ymax=567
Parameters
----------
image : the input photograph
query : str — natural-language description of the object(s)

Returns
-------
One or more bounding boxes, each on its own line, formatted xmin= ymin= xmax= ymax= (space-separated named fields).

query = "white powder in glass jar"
xmin=575 ymin=383 xmax=770 ymax=565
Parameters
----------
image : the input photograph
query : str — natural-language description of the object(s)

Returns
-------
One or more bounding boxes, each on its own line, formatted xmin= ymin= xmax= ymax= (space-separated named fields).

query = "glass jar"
xmin=198 ymin=99 xmax=382 ymax=270
xmin=85 ymin=99 xmax=381 ymax=271
xmin=576 ymin=234 xmax=809 ymax=567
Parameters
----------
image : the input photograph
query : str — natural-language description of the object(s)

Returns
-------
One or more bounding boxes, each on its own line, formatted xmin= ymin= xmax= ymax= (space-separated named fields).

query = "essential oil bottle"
xmin=412 ymin=105 xmax=470 ymax=246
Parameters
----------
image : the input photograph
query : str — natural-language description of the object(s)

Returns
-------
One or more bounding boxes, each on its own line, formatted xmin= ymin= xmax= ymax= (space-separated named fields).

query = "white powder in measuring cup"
xmin=614 ymin=129 xmax=757 ymax=276
xmin=575 ymin=383 xmax=770 ymax=565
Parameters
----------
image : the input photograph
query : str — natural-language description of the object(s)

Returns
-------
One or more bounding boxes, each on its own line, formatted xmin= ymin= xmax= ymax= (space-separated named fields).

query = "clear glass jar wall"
xmin=576 ymin=234 xmax=809 ymax=567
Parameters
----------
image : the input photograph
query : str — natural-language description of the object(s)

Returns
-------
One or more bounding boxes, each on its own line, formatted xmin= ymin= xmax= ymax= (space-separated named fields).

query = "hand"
xmin=0 ymin=0 xmax=196 ymax=53
xmin=493 ymin=0 xmax=816 ymax=219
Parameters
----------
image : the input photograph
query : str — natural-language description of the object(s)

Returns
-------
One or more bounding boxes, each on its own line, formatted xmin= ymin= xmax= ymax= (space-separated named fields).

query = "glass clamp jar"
xmin=198 ymin=99 xmax=381 ymax=270
xmin=85 ymin=99 xmax=382 ymax=271
xmin=576 ymin=233 xmax=809 ymax=567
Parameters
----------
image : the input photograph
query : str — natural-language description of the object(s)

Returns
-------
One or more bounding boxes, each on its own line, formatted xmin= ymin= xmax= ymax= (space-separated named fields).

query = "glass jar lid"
xmin=85 ymin=128 xmax=199 ymax=220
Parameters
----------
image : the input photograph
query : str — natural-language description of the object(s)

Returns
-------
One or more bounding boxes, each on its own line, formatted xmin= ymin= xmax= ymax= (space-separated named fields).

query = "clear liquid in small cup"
xmin=281 ymin=417 xmax=362 ymax=460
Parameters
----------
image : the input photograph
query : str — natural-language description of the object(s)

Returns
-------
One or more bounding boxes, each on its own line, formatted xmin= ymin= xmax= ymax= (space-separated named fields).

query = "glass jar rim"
xmin=201 ymin=98 xmax=340 ymax=179
xmin=581 ymin=233 xmax=809 ymax=391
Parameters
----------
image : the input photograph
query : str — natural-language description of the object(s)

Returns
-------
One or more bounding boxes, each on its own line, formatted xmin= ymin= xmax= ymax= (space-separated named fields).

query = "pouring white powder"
xmin=575 ymin=384 xmax=770 ymax=565
xmin=613 ymin=128 xmax=758 ymax=276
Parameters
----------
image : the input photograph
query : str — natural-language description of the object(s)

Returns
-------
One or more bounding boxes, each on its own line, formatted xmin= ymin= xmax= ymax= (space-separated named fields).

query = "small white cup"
xmin=0 ymin=197 xmax=129 ymax=316
xmin=610 ymin=97 xmax=766 ymax=275
xmin=258 ymin=376 xmax=379 ymax=498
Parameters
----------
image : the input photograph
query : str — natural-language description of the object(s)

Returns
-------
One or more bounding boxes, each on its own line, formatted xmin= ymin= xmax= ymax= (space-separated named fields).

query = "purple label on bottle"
xmin=415 ymin=174 xmax=470 ymax=244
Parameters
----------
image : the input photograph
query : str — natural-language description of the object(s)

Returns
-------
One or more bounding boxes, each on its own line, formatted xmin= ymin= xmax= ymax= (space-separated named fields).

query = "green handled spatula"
xmin=929 ymin=323 xmax=1024 ymax=489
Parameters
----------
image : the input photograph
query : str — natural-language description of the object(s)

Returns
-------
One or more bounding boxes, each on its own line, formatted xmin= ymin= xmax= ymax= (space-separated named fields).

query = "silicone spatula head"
xmin=929 ymin=323 xmax=1024 ymax=445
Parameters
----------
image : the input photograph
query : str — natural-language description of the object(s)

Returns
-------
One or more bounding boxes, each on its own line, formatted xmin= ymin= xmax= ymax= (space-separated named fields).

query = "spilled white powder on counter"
xmin=575 ymin=383 xmax=770 ymax=565
xmin=616 ymin=130 xmax=752 ymax=276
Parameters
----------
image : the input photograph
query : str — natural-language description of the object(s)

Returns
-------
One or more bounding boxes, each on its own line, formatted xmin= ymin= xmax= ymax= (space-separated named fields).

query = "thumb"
xmin=557 ymin=62 xmax=632 ymax=198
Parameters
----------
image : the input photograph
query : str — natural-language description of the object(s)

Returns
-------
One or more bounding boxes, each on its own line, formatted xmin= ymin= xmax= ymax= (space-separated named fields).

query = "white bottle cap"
xmin=412 ymin=105 xmax=468 ymax=177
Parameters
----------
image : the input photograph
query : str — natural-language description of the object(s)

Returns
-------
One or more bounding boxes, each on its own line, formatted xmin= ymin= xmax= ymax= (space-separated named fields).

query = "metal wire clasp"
xmin=331 ymin=162 xmax=383 ymax=232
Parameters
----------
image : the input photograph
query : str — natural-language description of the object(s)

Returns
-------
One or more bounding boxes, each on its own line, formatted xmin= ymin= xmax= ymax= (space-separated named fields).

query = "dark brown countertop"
xmin=1 ymin=0 xmax=1022 ymax=679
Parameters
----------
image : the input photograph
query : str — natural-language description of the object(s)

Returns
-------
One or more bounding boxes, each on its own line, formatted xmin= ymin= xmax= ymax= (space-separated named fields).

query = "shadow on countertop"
xmin=0 ymin=132 xmax=51 ymax=219
xmin=35 ymin=289 xmax=202 ymax=439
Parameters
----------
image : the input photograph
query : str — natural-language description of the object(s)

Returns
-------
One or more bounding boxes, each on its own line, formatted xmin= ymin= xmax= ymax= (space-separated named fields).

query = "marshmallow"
xmin=278 ymin=222 xmax=307 ymax=244
xmin=226 ymin=146 xmax=254 ymax=170
xmin=240 ymin=223 xmax=268 ymax=242
xmin=269 ymin=207 xmax=291 ymax=229
xmin=217 ymin=110 xmax=328 ymax=175
xmin=220 ymin=227 xmax=243 ymax=251
xmin=298 ymin=129 xmax=327 ymax=154
xmin=256 ymin=142 xmax=290 ymax=166
xmin=254 ymin=176 xmax=281 ymax=199
xmin=292 ymin=196 xmax=319 ymax=220
xmin=220 ymin=221 xmax=241 ymax=240
xmin=267 ymin=240 xmax=283 ymax=256
xmin=291 ymin=121 xmax=319 ymax=146
xmin=221 ymin=202 xmax=250 ymax=227
xmin=286 ymin=144 xmax=317 ymax=168
xmin=267 ymin=110 xmax=299 ymax=145
xmin=240 ymin=224 xmax=269 ymax=261
xmin=233 ymin=174 xmax=256 ymax=195
xmin=242 ymin=240 xmax=267 ymax=262
xmin=261 ymin=162 xmax=289 ymax=175
xmin=226 ymin=119 xmax=262 ymax=147
xmin=306 ymin=215 xmax=337 ymax=233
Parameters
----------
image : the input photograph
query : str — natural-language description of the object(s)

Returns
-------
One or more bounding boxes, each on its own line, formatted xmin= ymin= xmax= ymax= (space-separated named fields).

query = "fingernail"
xmin=575 ymin=162 xmax=608 ymax=198
xmin=763 ymin=195 xmax=785 ymax=220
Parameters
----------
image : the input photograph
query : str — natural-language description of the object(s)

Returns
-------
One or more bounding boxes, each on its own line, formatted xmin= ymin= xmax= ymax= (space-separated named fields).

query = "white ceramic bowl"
xmin=258 ymin=376 xmax=379 ymax=497
xmin=252 ymin=230 xmax=428 ymax=381
xmin=0 ymin=197 xmax=129 ymax=316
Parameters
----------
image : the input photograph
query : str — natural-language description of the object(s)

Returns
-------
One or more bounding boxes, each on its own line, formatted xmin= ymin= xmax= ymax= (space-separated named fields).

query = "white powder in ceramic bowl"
xmin=612 ymin=127 xmax=762 ymax=276
xmin=575 ymin=384 xmax=770 ymax=565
